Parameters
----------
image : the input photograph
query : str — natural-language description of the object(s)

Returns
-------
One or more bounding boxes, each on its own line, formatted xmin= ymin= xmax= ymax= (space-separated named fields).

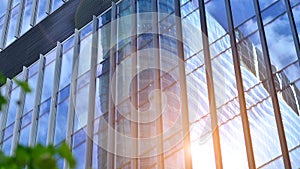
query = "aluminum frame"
xmin=198 ymin=0 xmax=223 ymax=168
xmin=224 ymin=0 xmax=256 ymax=168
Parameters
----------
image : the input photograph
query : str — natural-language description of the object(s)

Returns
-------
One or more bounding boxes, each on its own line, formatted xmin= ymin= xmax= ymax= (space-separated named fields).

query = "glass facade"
xmin=0 ymin=0 xmax=300 ymax=169
xmin=0 ymin=0 xmax=69 ymax=50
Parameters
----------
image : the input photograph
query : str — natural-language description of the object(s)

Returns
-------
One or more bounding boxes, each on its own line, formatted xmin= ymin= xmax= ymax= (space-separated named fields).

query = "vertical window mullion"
xmin=283 ymin=0 xmax=300 ymax=66
xmin=64 ymin=29 xmax=80 ymax=169
xmin=11 ymin=67 xmax=28 ymax=154
xmin=46 ymin=42 xmax=63 ymax=145
xmin=253 ymin=0 xmax=291 ymax=168
xmin=29 ymin=54 xmax=45 ymax=146
xmin=0 ymin=0 xmax=13 ymax=49
xmin=107 ymin=2 xmax=117 ymax=169
xmin=46 ymin=0 xmax=53 ymax=14
xmin=0 ymin=79 xmax=13 ymax=149
xmin=224 ymin=0 xmax=256 ymax=168
xmin=30 ymin=0 xmax=38 ymax=26
xmin=84 ymin=15 xmax=98 ymax=169
xmin=130 ymin=0 xmax=138 ymax=168
xmin=174 ymin=0 xmax=193 ymax=169
xmin=198 ymin=0 xmax=223 ymax=168
xmin=14 ymin=0 xmax=25 ymax=38
xmin=152 ymin=0 xmax=165 ymax=168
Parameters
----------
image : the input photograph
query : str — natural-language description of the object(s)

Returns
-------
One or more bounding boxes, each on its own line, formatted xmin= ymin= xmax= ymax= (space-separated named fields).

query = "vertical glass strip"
xmin=253 ymin=0 xmax=291 ymax=168
xmin=198 ymin=0 xmax=223 ymax=168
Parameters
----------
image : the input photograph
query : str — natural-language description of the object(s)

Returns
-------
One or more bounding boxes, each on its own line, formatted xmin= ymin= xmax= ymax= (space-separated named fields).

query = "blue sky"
xmin=206 ymin=0 xmax=300 ymax=88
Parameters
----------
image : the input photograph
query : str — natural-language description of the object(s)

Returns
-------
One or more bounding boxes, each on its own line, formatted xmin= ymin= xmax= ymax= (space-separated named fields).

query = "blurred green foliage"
xmin=0 ymin=73 xmax=76 ymax=169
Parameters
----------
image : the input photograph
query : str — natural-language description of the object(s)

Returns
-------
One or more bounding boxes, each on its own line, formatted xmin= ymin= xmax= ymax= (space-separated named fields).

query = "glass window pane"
xmin=59 ymin=49 xmax=73 ymax=89
xmin=2 ymin=137 xmax=12 ymax=155
xmin=74 ymin=83 xmax=89 ymax=130
xmin=218 ymin=116 xmax=248 ymax=168
xmin=92 ymin=143 xmax=107 ymax=169
xmin=6 ymin=4 xmax=20 ymax=47
xmin=39 ymin=98 xmax=51 ymax=114
xmin=52 ymin=0 xmax=63 ymax=12
xmin=78 ymin=35 xmax=92 ymax=76
xmin=73 ymin=142 xmax=86 ymax=169
xmin=95 ymin=74 xmax=109 ymax=118
xmin=259 ymin=0 xmax=278 ymax=10
xmin=41 ymin=59 xmax=55 ymax=102
xmin=58 ymin=85 xmax=70 ymax=103
xmin=138 ymin=0 xmax=153 ymax=13
xmin=159 ymin=0 xmax=174 ymax=13
xmin=19 ymin=122 xmax=31 ymax=146
xmin=98 ymin=25 xmax=110 ymax=63
xmin=21 ymin=0 xmax=33 ymax=35
xmin=0 ymin=15 xmax=5 ymax=42
xmin=36 ymin=0 xmax=47 ymax=23
xmin=205 ymin=0 xmax=228 ymax=36
xmin=72 ymin=128 xmax=86 ymax=147
xmin=4 ymin=123 xmax=14 ymax=139
xmin=62 ymin=35 xmax=74 ymax=53
xmin=36 ymin=112 xmax=49 ymax=145
xmin=264 ymin=14 xmax=298 ymax=73
xmin=13 ymin=0 xmax=20 ymax=7
xmin=80 ymin=23 xmax=92 ymax=39
xmin=21 ymin=111 xmax=32 ymax=128
xmin=290 ymin=146 xmax=300 ymax=168
xmin=24 ymin=73 xmax=38 ymax=113
xmin=290 ymin=0 xmax=300 ymax=6
xmin=230 ymin=0 xmax=255 ymax=27
xmin=54 ymin=98 xmax=68 ymax=145
xmin=0 ymin=0 xmax=8 ymax=17
xmin=292 ymin=5 xmax=300 ymax=42
xmin=6 ymin=87 xmax=20 ymax=126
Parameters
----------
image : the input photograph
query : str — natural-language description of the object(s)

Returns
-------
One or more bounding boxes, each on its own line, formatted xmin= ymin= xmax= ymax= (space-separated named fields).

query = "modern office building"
xmin=0 ymin=0 xmax=300 ymax=169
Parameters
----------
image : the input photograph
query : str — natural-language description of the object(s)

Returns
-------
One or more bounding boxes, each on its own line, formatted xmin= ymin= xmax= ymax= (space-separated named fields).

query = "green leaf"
xmin=14 ymin=79 xmax=31 ymax=93
xmin=57 ymin=143 xmax=76 ymax=168
xmin=0 ymin=95 xmax=7 ymax=111
xmin=0 ymin=73 xmax=6 ymax=84
xmin=15 ymin=145 xmax=30 ymax=166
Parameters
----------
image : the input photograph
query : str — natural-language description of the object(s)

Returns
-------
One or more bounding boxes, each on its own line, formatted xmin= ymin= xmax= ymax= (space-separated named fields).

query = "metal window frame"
xmin=10 ymin=67 xmax=28 ymax=155
xmin=0 ymin=79 xmax=12 ymax=149
xmin=64 ymin=28 xmax=80 ymax=169
xmin=198 ymin=0 xmax=223 ymax=168
xmin=130 ymin=0 xmax=139 ymax=168
xmin=28 ymin=54 xmax=45 ymax=146
xmin=14 ymin=0 xmax=26 ymax=38
xmin=152 ymin=0 xmax=165 ymax=168
xmin=46 ymin=0 xmax=53 ymax=14
xmin=224 ymin=0 xmax=256 ymax=168
xmin=84 ymin=15 xmax=99 ymax=169
xmin=0 ymin=0 xmax=13 ymax=49
xmin=283 ymin=0 xmax=300 ymax=66
xmin=47 ymin=42 xmax=63 ymax=145
xmin=174 ymin=0 xmax=193 ymax=168
xmin=30 ymin=0 xmax=39 ymax=26
xmin=107 ymin=2 xmax=117 ymax=169
xmin=253 ymin=0 xmax=291 ymax=168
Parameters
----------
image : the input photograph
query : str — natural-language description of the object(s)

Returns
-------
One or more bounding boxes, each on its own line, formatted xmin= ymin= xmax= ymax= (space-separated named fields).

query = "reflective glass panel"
xmin=36 ymin=0 xmax=47 ymax=23
xmin=21 ymin=0 xmax=33 ymax=35
xmin=54 ymin=98 xmax=68 ymax=145
xmin=6 ymin=4 xmax=20 ymax=47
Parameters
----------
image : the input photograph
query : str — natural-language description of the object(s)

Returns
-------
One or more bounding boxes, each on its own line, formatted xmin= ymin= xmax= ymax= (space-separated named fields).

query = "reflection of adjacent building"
xmin=0 ymin=0 xmax=300 ymax=169
xmin=236 ymin=29 xmax=300 ymax=115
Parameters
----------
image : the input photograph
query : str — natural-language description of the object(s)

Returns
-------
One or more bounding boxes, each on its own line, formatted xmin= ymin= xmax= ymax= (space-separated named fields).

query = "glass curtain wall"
xmin=0 ymin=0 xmax=300 ymax=169
xmin=0 ymin=0 xmax=69 ymax=50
